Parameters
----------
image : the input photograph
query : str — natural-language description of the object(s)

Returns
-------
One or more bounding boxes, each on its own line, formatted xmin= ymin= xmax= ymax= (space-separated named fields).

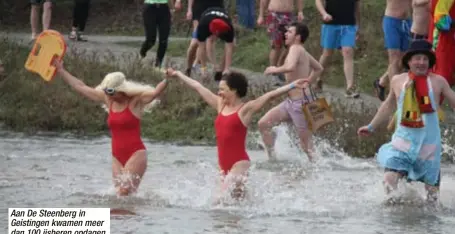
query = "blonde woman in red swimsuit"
xmin=53 ymin=60 xmax=169 ymax=196
xmin=165 ymin=68 xmax=309 ymax=200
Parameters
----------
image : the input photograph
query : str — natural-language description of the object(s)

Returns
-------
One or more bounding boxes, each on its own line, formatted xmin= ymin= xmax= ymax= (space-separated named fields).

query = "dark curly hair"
xmin=221 ymin=71 xmax=248 ymax=98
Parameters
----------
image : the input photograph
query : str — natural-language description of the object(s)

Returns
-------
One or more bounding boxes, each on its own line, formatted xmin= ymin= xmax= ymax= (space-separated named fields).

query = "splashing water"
xmin=1 ymin=126 xmax=455 ymax=233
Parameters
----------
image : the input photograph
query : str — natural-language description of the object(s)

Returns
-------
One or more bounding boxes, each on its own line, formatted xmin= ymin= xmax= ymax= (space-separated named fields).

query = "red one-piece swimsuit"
xmin=107 ymin=103 xmax=146 ymax=166
xmin=214 ymin=105 xmax=250 ymax=175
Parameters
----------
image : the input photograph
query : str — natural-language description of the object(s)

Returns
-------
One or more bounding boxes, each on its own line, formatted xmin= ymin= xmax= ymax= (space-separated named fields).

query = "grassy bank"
xmin=113 ymin=0 xmax=386 ymax=96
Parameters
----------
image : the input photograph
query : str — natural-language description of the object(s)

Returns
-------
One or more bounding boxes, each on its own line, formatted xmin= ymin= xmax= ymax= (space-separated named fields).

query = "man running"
xmin=358 ymin=40 xmax=455 ymax=203
xmin=374 ymin=0 xmax=412 ymax=101
xmin=314 ymin=0 xmax=360 ymax=98
xmin=258 ymin=22 xmax=323 ymax=162
xmin=257 ymin=0 xmax=305 ymax=83
xmin=184 ymin=0 xmax=224 ymax=77
xmin=30 ymin=0 xmax=53 ymax=40
xmin=195 ymin=7 xmax=235 ymax=81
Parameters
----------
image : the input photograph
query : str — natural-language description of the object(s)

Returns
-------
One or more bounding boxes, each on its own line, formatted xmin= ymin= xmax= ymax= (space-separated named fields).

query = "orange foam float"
xmin=25 ymin=30 xmax=67 ymax=82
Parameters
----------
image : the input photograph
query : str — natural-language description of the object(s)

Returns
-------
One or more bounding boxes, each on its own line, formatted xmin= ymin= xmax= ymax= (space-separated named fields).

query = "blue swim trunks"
xmin=320 ymin=24 xmax=357 ymax=49
xmin=192 ymin=29 xmax=198 ymax=39
xmin=382 ymin=16 xmax=412 ymax=51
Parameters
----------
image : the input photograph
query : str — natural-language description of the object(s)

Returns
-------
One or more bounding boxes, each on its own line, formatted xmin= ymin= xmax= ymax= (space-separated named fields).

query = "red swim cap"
xmin=209 ymin=19 xmax=230 ymax=35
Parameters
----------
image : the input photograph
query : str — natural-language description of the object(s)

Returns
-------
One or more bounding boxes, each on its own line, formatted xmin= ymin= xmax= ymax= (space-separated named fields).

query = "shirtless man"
xmin=374 ymin=0 xmax=412 ymax=101
xmin=258 ymin=22 xmax=323 ymax=161
xmin=411 ymin=0 xmax=431 ymax=41
xmin=358 ymin=40 xmax=455 ymax=203
xmin=30 ymin=0 xmax=53 ymax=40
xmin=257 ymin=0 xmax=305 ymax=83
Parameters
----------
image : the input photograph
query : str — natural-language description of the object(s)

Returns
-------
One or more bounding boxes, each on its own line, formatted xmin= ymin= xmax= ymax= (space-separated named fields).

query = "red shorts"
xmin=266 ymin=11 xmax=294 ymax=48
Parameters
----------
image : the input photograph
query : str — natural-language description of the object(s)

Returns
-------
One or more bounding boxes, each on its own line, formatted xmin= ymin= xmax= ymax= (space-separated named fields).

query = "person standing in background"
xmin=314 ymin=0 xmax=360 ymax=98
xmin=30 ymin=0 xmax=53 ymax=41
xmin=236 ymin=0 xmax=256 ymax=30
xmin=257 ymin=0 xmax=304 ymax=84
xmin=140 ymin=0 xmax=180 ymax=68
xmin=184 ymin=0 xmax=225 ymax=77
xmin=373 ymin=0 xmax=412 ymax=101
xmin=69 ymin=0 xmax=91 ymax=41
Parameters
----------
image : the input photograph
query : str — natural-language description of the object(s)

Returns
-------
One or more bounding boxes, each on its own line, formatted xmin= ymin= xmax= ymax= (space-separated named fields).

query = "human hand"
xmin=165 ymin=68 xmax=179 ymax=77
xmin=174 ymin=0 xmax=182 ymax=10
xmin=186 ymin=10 xmax=192 ymax=21
xmin=322 ymin=13 xmax=332 ymax=22
xmin=264 ymin=66 xmax=277 ymax=75
xmin=297 ymin=12 xmax=304 ymax=22
xmin=257 ymin=15 xmax=264 ymax=26
xmin=357 ymin=125 xmax=373 ymax=137
xmin=52 ymin=59 xmax=64 ymax=71
xmin=293 ymin=78 xmax=310 ymax=89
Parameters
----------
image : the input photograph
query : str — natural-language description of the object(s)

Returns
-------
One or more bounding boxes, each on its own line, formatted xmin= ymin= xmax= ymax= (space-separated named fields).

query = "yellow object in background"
xmin=25 ymin=30 xmax=66 ymax=82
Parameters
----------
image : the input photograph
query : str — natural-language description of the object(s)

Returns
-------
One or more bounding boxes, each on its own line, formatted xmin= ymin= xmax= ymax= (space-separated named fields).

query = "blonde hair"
xmin=95 ymin=72 xmax=160 ymax=113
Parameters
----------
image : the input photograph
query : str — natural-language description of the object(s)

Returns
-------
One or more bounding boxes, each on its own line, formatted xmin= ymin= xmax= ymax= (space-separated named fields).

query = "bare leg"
xmin=221 ymin=160 xmax=250 ymax=200
xmin=383 ymin=171 xmax=404 ymax=195
xmin=258 ymin=104 xmax=290 ymax=160
xmin=112 ymin=150 xmax=147 ymax=196
xmin=42 ymin=1 xmax=52 ymax=30
xmin=341 ymin=47 xmax=355 ymax=89
xmin=296 ymin=129 xmax=315 ymax=162
xmin=425 ymin=184 xmax=439 ymax=203
xmin=316 ymin=49 xmax=334 ymax=90
xmin=375 ymin=50 xmax=404 ymax=101
xmin=269 ymin=44 xmax=281 ymax=66
xmin=379 ymin=50 xmax=403 ymax=87
xmin=185 ymin=20 xmax=199 ymax=75
xmin=30 ymin=5 xmax=41 ymax=39
xmin=206 ymin=35 xmax=217 ymax=65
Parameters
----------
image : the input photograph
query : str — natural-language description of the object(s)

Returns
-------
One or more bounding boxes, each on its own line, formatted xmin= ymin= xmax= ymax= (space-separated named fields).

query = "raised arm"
xmin=171 ymin=70 xmax=220 ymax=110
xmin=138 ymin=78 xmax=169 ymax=105
xmin=55 ymin=62 xmax=104 ymax=103
xmin=239 ymin=79 xmax=307 ymax=125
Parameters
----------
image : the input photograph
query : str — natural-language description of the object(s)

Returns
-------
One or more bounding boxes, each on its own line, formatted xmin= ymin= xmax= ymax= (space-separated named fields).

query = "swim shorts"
xmin=382 ymin=15 xmax=412 ymax=51
xmin=410 ymin=32 xmax=427 ymax=41
xmin=278 ymin=97 xmax=309 ymax=131
xmin=320 ymin=24 xmax=357 ymax=49
xmin=266 ymin=11 xmax=294 ymax=48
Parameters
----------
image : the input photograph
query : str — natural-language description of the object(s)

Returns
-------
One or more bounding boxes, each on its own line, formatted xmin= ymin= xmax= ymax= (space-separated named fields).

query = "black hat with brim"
xmin=401 ymin=39 xmax=436 ymax=70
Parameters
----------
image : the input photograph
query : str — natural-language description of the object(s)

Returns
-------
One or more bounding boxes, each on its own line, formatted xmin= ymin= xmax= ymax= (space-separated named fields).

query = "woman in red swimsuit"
xmin=53 ymin=60 xmax=169 ymax=196
xmin=166 ymin=68 xmax=308 ymax=199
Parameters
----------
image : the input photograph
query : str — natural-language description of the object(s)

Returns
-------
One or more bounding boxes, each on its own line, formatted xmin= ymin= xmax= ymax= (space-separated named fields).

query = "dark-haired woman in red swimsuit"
xmin=166 ymin=68 xmax=308 ymax=199
xmin=53 ymin=60 xmax=170 ymax=196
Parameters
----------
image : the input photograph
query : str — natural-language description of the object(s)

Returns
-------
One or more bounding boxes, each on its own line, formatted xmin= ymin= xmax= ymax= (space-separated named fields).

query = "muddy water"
xmin=1 ymin=127 xmax=455 ymax=234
